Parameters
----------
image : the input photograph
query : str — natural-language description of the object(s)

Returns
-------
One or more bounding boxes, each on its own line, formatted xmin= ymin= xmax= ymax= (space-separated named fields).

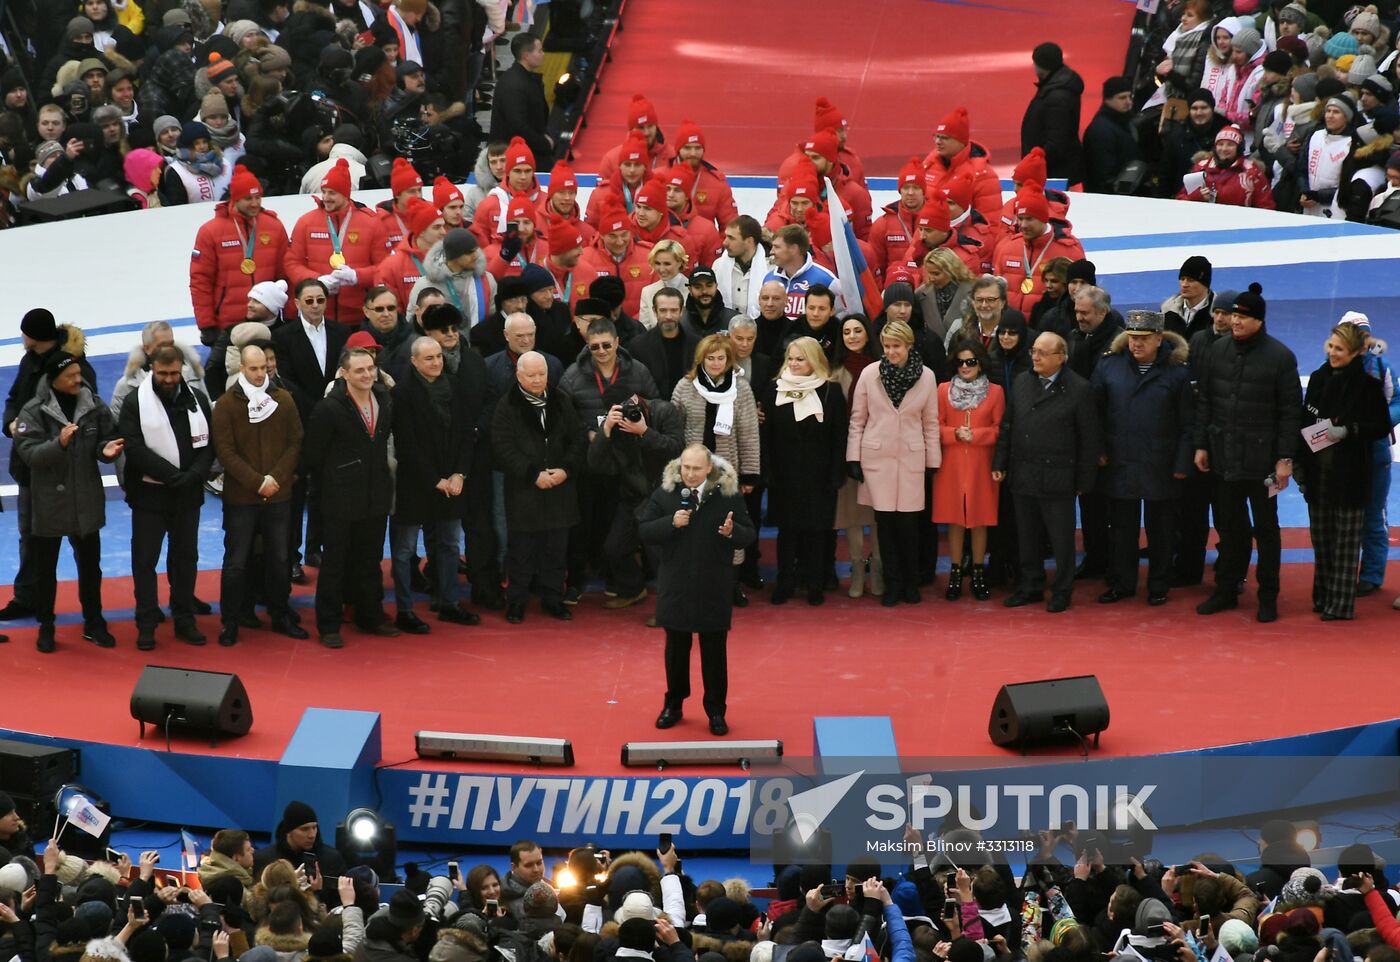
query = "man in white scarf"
xmin=211 ymin=345 xmax=309 ymax=647
xmin=117 ymin=345 xmax=216 ymax=651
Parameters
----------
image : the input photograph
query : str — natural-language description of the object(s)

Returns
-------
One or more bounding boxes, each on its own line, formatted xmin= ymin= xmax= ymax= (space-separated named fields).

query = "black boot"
xmin=945 ymin=564 xmax=963 ymax=601
xmin=971 ymin=564 xmax=991 ymax=601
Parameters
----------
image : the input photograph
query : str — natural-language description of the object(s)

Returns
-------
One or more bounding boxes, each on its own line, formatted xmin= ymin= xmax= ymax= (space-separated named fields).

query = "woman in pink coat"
xmin=934 ymin=338 xmax=1004 ymax=602
xmin=846 ymin=319 xmax=941 ymax=607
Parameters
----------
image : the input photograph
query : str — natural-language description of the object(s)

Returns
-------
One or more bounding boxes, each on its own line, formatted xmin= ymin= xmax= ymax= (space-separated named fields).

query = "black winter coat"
xmin=1082 ymin=105 xmax=1140 ymax=194
xmin=631 ymin=327 xmax=700 ymax=402
xmin=3 ymin=339 xmax=98 ymax=485
xmin=118 ymin=381 xmax=215 ymax=512
xmin=762 ymin=380 xmax=848 ymax=529
xmin=302 ymin=381 xmax=395 ymax=521
xmin=1089 ymin=332 xmax=1195 ymax=501
xmin=993 ymin=367 xmax=1102 ymax=498
xmin=558 ymin=347 xmax=660 ymax=429
xmin=490 ymin=62 xmax=552 ymax=167
xmin=639 ymin=456 xmax=756 ymax=633
xmin=1067 ymin=311 xmax=1125 ymax=380
xmin=585 ymin=398 xmax=687 ymax=504
xmin=1194 ymin=329 xmax=1302 ymax=481
xmin=391 ymin=372 xmax=474 ymax=523
xmin=1298 ymin=358 xmax=1391 ymax=507
xmin=491 ymin=385 xmax=585 ymax=531
xmin=1020 ymin=65 xmax=1085 ymax=184
xmin=681 ymin=299 xmax=739 ymax=341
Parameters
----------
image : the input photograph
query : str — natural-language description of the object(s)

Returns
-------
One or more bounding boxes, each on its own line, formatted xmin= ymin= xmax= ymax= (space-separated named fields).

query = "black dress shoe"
xmin=506 ymin=603 xmax=525 ymax=624
xmin=36 ymin=625 xmax=55 ymax=653
xmin=1320 ymin=611 xmax=1349 ymax=621
xmin=83 ymin=623 xmax=116 ymax=647
xmin=881 ymin=590 xmax=900 ymax=607
xmin=136 ymin=626 xmax=156 ymax=651
xmin=1098 ymin=588 xmax=1130 ymax=604
xmin=439 ymin=604 xmax=481 ymax=626
xmin=472 ymin=587 xmax=506 ymax=610
xmin=320 ymin=632 xmax=344 ymax=649
xmin=395 ymin=611 xmax=432 ymax=634
xmin=709 ymin=715 xmax=729 ymax=736
xmin=1356 ymin=580 xmax=1381 ymax=597
xmin=655 ymin=704 xmax=682 ymax=729
xmin=770 ymin=582 xmax=795 ymax=605
xmin=562 ymin=585 xmax=582 ymax=606
xmin=739 ymin=572 xmax=766 ymax=590
xmin=192 ymin=596 xmax=213 ymax=615
xmin=218 ymin=625 xmax=239 ymax=647
xmin=0 ymin=600 xmax=35 ymax=620
xmin=806 ymin=589 xmax=824 ymax=606
xmin=1257 ymin=598 xmax=1278 ymax=623
xmin=903 ymin=586 xmax=921 ymax=604
xmin=1046 ymin=594 xmax=1071 ymax=613
xmin=1147 ymin=592 xmax=1169 ymax=606
xmin=361 ymin=621 xmax=402 ymax=637
xmin=542 ymin=602 xmax=572 ymax=621
xmin=1003 ymin=590 xmax=1041 ymax=608
xmin=290 ymin=563 xmax=307 ymax=584
xmin=270 ymin=618 xmax=309 ymax=639
xmin=732 ymin=584 xmax=749 ymax=607
xmin=174 ymin=619 xmax=206 ymax=645
xmin=1196 ymin=592 xmax=1238 ymax=615
xmin=238 ymin=611 xmax=264 ymax=629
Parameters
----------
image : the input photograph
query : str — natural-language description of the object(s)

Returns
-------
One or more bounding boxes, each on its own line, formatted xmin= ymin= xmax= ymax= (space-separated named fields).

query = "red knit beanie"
xmin=897 ymin=156 xmax=925 ymax=189
xmin=1014 ymin=147 xmax=1047 ymax=185
xmin=505 ymin=136 xmax=535 ymax=171
xmin=548 ymin=214 xmax=584 ymax=255
xmin=664 ymin=163 xmax=696 ymax=195
xmin=813 ymin=96 xmax=846 ymax=132
xmin=935 ymin=106 xmax=970 ymax=144
xmin=802 ymin=129 xmax=839 ymax=166
xmin=407 ymin=197 xmax=442 ymax=241
xmin=676 ymin=118 xmax=704 ymax=147
xmin=320 ymin=157 xmax=351 ymax=197
xmin=228 ymin=164 xmax=261 ymax=204
xmin=433 ymin=176 xmax=462 ymax=210
xmin=1013 ymin=184 xmax=1050 ymax=222
xmin=547 ymin=160 xmax=578 ymax=192
xmin=619 ymin=133 xmax=649 ymax=164
xmin=916 ymin=194 xmax=950 ymax=233
xmin=627 ymin=93 xmax=658 ymax=129
xmin=391 ymin=157 xmax=423 ymax=197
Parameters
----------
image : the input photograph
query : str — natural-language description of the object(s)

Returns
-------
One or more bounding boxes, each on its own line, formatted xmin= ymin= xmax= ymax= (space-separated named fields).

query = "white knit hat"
xmin=248 ymin=279 xmax=289 ymax=314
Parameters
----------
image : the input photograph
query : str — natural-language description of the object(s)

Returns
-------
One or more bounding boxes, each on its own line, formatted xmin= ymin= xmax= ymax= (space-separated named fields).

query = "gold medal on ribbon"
xmin=240 ymin=258 xmax=256 ymax=275
xmin=1020 ymin=278 xmax=1034 ymax=295
xmin=328 ymin=252 xmax=346 ymax=269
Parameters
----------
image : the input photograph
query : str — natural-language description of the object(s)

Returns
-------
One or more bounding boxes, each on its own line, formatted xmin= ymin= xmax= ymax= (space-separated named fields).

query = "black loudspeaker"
xmin=18 ymin=189 xmax=138 ymax=224
xmin=130 ymin=666 xmax=253 ymax=745
xmin=0 ymin=738 xmax=77 ymax=797
xmin=988 ymin=675 xmax=1109 ymax=750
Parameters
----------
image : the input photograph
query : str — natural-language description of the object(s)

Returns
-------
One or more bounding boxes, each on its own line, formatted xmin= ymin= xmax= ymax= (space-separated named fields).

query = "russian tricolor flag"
xmin=825 ymin=177 xmax=884 ymax=319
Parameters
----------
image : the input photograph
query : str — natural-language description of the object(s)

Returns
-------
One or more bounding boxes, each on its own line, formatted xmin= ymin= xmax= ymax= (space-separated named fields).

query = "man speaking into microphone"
xmin=639 ymin=444 xmax=755 ymax=735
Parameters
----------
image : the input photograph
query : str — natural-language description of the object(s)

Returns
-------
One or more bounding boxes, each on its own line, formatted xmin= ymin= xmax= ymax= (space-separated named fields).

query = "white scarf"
xmin=136 ymin=374 xmax=209 ymax=483
xmin=821 ymin=940 xmax=865 ymax=961
xmin=238 ymin=372 xmax=278 ymax=423
xmin=488 ymin=183 xmax=514 ymax=235
xmin=693 ymin=369 xmax=739 ymax=436
xmin=773 ymin=370 xmax=827 ymax=422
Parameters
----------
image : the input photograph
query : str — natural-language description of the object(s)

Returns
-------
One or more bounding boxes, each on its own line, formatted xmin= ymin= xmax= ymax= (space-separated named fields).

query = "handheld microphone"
xmin=679 ymin=487 xmax=692 ymax=512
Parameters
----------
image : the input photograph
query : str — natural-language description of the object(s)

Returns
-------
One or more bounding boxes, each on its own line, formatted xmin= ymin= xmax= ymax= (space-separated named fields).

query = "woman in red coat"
xmin=933 ymin=337 xmax=1004 ymax=601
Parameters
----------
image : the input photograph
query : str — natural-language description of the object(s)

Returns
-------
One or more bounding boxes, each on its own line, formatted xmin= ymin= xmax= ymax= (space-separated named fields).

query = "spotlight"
xmin=415 ymin=731 xmax=574 ymax=766
xmin=554 ymin=72 xmax=581 ymax=108
xmin=1294 ymin=821 xmax=1321 ymax=852
xmin=336 ymin=808 xmax=398 ymax=881
xmin=620 ymin=739 xmax=783 ymax=770
xmin=52 ymin=784 xmax=112 ymax=860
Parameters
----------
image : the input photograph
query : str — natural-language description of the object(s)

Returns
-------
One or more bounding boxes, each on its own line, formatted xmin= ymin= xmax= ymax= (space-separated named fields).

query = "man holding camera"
xmin=587 ymin=385 xmax=686 ymax=610
xmin=640 ymin=445 xmax=756 ymax=735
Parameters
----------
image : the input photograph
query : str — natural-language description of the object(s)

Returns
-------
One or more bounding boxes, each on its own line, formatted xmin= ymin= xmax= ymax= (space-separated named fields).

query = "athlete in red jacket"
xmin=799 ymin=128 xmax=871 ymax=240
xmin=537 ymin=160 xmax=596 ymax=246
xmin=471 ymin=137 xmax=546 ymax=247
xmin=484 ymin=194 xmax=551 ymax=281
xmin=595 ymin=92 xmax=676 ymax=184
xmin=375 ymin=198 xmax=445 ymax=310
xmin=671 ymin=119 xmax=739 ymax=230
xmin=897 ymin=192 xmax=990 ymax=280
xmin=924 ymin=106 xmax=1005 ymax=226
xmin=630 ymin=178 xmax=697 ymax=267
xmin=544 ymin=214 xmax=586 ymax=307
xmin=586 ymin=133 xmax=650 ymax=226
xmin=190 ymin=165 xmax=288 ymax=342
xmin=869 ymin=157 xmax=926 ymax=278
xmin=284 ymin=158 xmax=387 ymax=326
xmin=433 ymin=176 xmax=466 ymax=229
xmin=992 ymin=185 xmax=1085 ymax=316
xmin=662 ymin=163 xmax=721 ymax=267
xmin=777 ymin=96 xmax=868 ymax=189
xmin=375 ymin=157 xmax=424 ymax=252
xmin=574 ymin=200 xmax=654 ymax=317
xmin=764 ymin=158 xmax=822 ymax=232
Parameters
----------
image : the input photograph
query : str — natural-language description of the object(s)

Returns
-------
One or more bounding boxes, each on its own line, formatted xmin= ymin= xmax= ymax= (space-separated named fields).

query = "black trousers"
xmin=131 ymin=501 xmax=201 ymax=628
xmin=315 ymin=514 xmax=387 ymax=634
xmin=31 ymin=531 xmax=103 ymax=627
xmin=288 ymin=473 xmax=325 ymax=565
xmin=464 ymin=461 xmax=501 ymax=600
xmin=1212 ymin=477 xmax=1281 ymax=598
xmin=11 ymin=485 xmax=37 ymax=607
xmin=566 ymin=475 xmax=613 ymax=589
xmin=1078 ymin=490 xmax=1110 ymax=572
xmin=664 ymin=629 xmax=728 ymax=717
xmin=601 ymin=498 xmax=646 ymax=597
xmin=736 ymin=487 xmax=765 ymax=582
xmin=1014 ymin=494 xmax=1077 ymax=596
xmin=1172 ymin=467 xmax=1216 ymax=582
xmin=1108 ymin=497 xmax=1177 ymax=596
xmin=776 ymin=528 xmax=826 ymax=591
xmin=988 ymin=483 xmax=1020 ymax=583
xmin=874 ymin=510 xmax=921 ymax=592
xmin=221 ymin=500 xmax=292 ymax=624
xmin=506 ymin=527 xmax=568 ymax=605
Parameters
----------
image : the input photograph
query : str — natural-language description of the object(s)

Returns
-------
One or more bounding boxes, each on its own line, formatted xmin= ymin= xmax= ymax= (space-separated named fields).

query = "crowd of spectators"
xmin=8 ymin=795 xmax=1400 ymax=962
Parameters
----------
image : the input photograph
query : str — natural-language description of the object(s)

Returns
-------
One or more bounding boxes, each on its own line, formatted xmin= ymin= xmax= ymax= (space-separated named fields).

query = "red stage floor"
xmin=4 ymin=559 xmax=1400 ymax=774
xmin=570 ymin=0 xmax=1135 ymax=177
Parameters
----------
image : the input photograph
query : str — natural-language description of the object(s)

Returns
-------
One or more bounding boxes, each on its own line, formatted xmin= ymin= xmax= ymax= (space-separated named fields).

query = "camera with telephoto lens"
xmin=620 ymin=399 xmax=643 ymax=423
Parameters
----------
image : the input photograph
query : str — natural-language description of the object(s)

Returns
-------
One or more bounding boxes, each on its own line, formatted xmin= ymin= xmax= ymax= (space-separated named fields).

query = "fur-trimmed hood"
xmin=255 ymin=931 xmax=311 ymax=953
xmin=604 ymin=851 xmax=662 ymax=908
xmin=428 ymin=928 xmax=489 ymax=962
xmin=122 ymin=341 xmax=206 ymax=380
xmin=1107 ymin=329 xmax=1189 ymax=365
xmin=659 ymin=453 xmax=740 ymax=496
xmin=689 ymin=934 xmax=754 ymax=962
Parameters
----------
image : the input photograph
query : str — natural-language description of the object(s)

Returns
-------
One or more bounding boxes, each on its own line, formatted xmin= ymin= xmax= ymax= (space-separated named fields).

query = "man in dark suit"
xmin=639 ymin=444 xmax=757 ymax=736
xmin=631 ymin=289 xmax=699 ymax=402
xmin=727 ymin=315 xmax=771 ymax=590
xmin=273 ymin=278 xmax=349 ymax=580
xmin=490 ymin=33 xmax=553 ymax=168
xmin=993 ymin=331 xmax=1103 ymax=612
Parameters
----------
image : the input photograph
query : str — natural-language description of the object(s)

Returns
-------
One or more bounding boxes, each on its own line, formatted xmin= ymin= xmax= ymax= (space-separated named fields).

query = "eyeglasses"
xmin=587 ymin=342 xmax=616 ymax=353
xmin=301 ymin=297 xmax=327 ymax=305
xmin=973 ymin=296 xmax=1002 ymax=305
xmin=1029 ymin=349 xmax=1064 ymax=357
xmin=956 ymin=358 xmax=980 ymax=368
xmin=367 ymin=304 xmax=396 ymax=313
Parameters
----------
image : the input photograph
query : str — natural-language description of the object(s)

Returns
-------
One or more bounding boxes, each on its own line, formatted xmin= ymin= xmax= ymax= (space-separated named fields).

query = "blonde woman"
xmin=763 ymin=336 xmax=848 ymax=605
xmin=846 ymin=319 xmax=941 ymax=606
xmin=672 ymin=333 xmax=761 ymax=605
xmin=638 ymin=239 xmax=689 ymax=329
xmin=916 ymin=247 xmax=975 ymax=343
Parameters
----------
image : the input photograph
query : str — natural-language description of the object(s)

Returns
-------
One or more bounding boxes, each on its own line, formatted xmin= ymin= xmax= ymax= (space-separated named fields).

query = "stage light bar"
xmin=621 ymin=740 xmax=783 ymax=770
xmin=415 ymin=731 xmax=574 ymax=766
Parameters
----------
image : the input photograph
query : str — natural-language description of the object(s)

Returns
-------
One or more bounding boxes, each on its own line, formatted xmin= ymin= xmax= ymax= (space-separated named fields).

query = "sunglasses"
xmin=587 ymin=342 xmax=616 ymax=353
xmin=367 ymin=304 xmax=396 ymax=313
xmin=956 ymin=358 xmax=980 ymax=368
